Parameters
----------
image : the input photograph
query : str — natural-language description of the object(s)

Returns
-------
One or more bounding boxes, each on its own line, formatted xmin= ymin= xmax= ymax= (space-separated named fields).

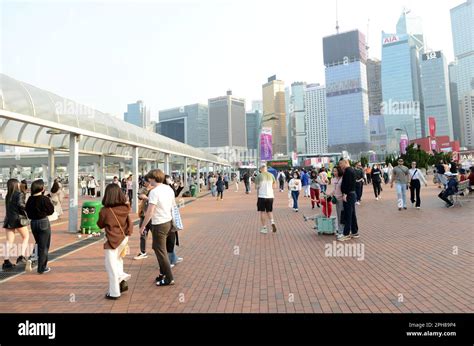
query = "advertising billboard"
xmin=260 ymin=127 xmax=273 ymax=161
xmin=399 ymin=134 xmax=409 ymax=154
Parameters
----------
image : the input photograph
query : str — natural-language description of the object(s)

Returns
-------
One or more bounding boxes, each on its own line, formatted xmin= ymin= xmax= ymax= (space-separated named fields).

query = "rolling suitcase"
xmin=315 ymin=194 xmax=336 ymax=235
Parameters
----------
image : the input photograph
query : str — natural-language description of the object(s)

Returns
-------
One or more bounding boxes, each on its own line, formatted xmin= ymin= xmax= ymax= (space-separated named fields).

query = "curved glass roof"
xmin=0 ymin=73 xmax=228 ymax=165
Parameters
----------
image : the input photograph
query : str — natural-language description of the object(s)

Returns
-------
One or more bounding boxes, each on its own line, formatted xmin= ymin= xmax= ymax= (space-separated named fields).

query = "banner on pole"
xmin=260 ymin=127 xmax=273 ymax=161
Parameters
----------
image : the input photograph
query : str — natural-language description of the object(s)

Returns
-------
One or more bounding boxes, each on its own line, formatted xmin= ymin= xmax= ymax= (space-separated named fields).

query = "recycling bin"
xmin=80 ymin=200 xmax=103 ymax=234
xmin=189 ymin=184 xmax=198 ymax=197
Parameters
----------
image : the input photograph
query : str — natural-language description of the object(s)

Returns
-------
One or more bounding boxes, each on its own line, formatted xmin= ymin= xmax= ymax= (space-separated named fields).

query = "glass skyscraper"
xmin=124 ymin=100 xmax=150 ymax=128
xmin=305 ymin=84 xmax=328 ymax=154
xmin=286 ymin=82 xmax=307 ymax=154
xmin=420 ymin=51 xmax=454 ymax=139
xmin=450 ymin=0 xmax=474 ymax=148
xmin=323 ymin=30 xmax=371 ymax=155
xmin=158 ymin=103 xmax=209 ymax=148
xmin=382 ymin=11 xmax=425 ymax=153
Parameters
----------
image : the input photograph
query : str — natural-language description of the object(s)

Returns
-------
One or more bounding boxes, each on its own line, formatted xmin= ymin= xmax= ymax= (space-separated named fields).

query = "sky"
xmin=0 ymin=0 xmax=465 ymax=121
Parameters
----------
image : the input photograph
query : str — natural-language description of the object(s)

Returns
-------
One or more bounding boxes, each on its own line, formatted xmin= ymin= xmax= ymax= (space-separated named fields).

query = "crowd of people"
xmin=3 ymin=158 xmax=473 ymax=300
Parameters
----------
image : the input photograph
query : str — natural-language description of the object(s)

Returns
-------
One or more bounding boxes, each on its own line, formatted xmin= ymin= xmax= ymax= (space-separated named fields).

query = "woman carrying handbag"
xmin=97 ymin=183 xmax=133 ymax=300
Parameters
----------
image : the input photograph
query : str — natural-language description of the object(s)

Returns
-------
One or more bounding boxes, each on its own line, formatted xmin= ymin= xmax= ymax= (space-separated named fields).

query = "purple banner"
xmin=260 ymin=128 xmax=273 ymax=161
xmin=399 ymin=134 xmax=408 ymax=155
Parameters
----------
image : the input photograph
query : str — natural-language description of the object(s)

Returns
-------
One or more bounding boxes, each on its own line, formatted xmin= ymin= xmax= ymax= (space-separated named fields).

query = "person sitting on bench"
xmin=438 ymin=172 xmax=458 ymax=208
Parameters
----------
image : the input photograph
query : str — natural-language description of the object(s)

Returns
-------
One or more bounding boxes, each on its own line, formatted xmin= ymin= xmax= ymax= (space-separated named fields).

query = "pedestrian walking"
xmin=134 ymin=178 xmax=154 ymax=260
xmin=318 ymin=168 xmax=328 ymax=194
xmin=209 ymin=174 xmax=217 ymax=197
xmin=126 ymin=175 xmax=133 ymax=206
xmin=255 ymin=164 xmax=277 ymax=234
xmin=140 ymin=169 xmax=176 ymax=287
xmin=371 ymin=164 xmax=383 ymax=200
xmin=337 ymin=160 xmax=359 ymax=241
xmin=309 ymin=170 xmax=321 ymax=209
xmin=216 ymin=175 xmax=225 ymax=200
xmin=329 ymin=166 xmax=344 ymax=235
xmin=3 ymin=178 xmax=31 ymax=270
xmin=354 ymin=162 xmax=365 ymax=205
xmin=233 ymin=174 xmax=240 ymax=192
xmin=88 ymin=176 xmax=98 ymax=197
xmin=289 ymin=171 xmax=302 ymax=212
xmin=49 ymin=179 xmax=64 ymax=218
xmin=224 ymin=174 xmax=229 ymax=190
xmin=80 ymin=178 xmax=87 ymax=196
xmin=391 ymin=159 xmax=410 ymax=211
xmin=277 ymin=170 xmax=286 ymax=192
xmin=301 ymin=170 xmax=310 ymax=197
xmin=25 ymin=179 xmax=55 ymax=274
xmin=408 ymin=161 xmax=428 ymax=209
xmin=97 ymin=183 xmax=133 ymax=299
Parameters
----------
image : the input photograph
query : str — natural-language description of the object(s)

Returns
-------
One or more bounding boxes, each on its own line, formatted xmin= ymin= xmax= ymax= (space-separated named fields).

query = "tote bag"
xmin=172 ymin=203 xmax=184 ymax=231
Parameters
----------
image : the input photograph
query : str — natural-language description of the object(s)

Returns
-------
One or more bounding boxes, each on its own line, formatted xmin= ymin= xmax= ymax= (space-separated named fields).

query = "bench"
xmin=450 ymin=180 xmax=471 ymax=206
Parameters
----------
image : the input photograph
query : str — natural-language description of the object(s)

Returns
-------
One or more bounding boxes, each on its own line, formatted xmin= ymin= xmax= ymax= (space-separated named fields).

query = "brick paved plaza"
xmin=0 ymin=182 xmax=472 ymax=313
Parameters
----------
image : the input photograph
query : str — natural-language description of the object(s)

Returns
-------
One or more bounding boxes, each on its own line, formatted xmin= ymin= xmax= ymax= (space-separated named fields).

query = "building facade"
xmin=262 ymin=75 xmax=287 ymax=156
xmin=158 ymin=103 xmax=209 ymax=148
xmin=304 ymin=84 xmax=328 ymax=154
xmin=286 ymin=82 xmax=307 ymax=154
xmin=124 ymin=100 xmax=150 ymax=128
xmin=382 ymin=11 xmax=425 ymax=153
xmin=208 ymin=91 xmax=246 ymax=148
xmin=323 ymin=30 xmax=371 ymax=155
xmin=450 ymin=0 xmax=474 ymax=148
xmin=366 ymin=58 xmax=386 ymax=153
xmin=420 ymin=50 xmax=454 ymax=139
xmin=246 ymin=110 xmax=261 ymax=150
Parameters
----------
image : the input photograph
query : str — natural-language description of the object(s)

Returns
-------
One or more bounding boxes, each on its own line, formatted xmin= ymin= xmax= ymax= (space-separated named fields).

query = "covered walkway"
xmin=0 ymin=73 xmax=230 ymax=232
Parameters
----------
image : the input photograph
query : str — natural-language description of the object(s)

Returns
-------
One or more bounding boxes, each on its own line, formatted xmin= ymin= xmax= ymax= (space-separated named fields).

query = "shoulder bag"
xmin=110 ymin=208 xmax=129 ymax=258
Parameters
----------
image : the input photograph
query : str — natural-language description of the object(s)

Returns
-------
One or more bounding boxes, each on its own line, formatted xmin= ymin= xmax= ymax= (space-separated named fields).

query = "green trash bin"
xmin=189 ymin=184 xmax=198 ymax=197
xmin=80 ymin=201 xmax=103 ymax=234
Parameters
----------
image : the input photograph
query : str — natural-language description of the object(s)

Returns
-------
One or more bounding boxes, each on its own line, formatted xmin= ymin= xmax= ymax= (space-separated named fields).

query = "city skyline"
xmin=0 ymin=0 xmax=463 ymax=119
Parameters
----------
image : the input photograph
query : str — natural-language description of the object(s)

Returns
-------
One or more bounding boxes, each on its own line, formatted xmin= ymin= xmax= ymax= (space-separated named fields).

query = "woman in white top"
xmin=88 ymin=176 xmax=98 ymax=197
xmin=317 ymin=168 xmax=329 ymax=193
xmin=288 ymin=171 xmax=302 ymax=212
xmin=50 ymin=180 xmax=64 ymax=217
xmin=408 ymin=161 xmax=428 ymax=209
xmin=80 ymin=178 xmax=87 ymax=196
xmin=329 ymin=166 xmax=344 ymax=234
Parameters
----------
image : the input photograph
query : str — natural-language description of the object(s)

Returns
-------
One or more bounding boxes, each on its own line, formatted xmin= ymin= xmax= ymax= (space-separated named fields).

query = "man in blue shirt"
xmin=438 ymin=172 xmax=458 ymax=208
xmin=301 ymin=170 xmax=310 ymax=198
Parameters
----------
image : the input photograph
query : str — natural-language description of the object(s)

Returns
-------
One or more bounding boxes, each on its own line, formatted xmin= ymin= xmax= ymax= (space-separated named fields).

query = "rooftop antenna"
xmin=335 ymin=0 xmax=340 ymax=34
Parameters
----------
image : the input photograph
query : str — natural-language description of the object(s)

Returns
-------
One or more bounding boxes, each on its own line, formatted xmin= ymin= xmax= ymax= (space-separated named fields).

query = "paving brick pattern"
xmin=0 ymin=181 xmax=472 ymax=313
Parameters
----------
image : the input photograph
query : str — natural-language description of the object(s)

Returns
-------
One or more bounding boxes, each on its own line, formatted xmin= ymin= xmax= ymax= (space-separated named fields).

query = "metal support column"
xmin=99 ymin=155 xmax=106 ymax=198
xmin=164 ymin=153 xmax=170 ymax=175
xmin=196 ymin=160 xmax=201 ymax=193
xmin=132 ymin=147 xmax=139 ymax=214
xmin=48 ymin=148 xmax=55 ymax=188
xmin=68 ymin=134 xmax=80 ymax=233
xmin=183 ymin=157 xmax=188 ymax=188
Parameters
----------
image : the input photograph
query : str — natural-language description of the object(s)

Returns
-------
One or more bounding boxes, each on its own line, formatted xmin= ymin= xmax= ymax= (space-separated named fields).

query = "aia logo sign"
xmin=383 ymin=35 xmax=399 ymax=45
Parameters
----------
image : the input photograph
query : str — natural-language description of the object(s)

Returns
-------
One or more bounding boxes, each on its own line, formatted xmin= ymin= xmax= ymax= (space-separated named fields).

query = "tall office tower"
xmin=367 ymin=58 xmax=386 ymax=152
xmin=305 ymin=84 xmax=328 ymax=154
xmin=323 ymin=30 xmax=371 ymax=154
xmin=420 ymin=50 xmax=454 ymax=139
xmin=450 ymin=0 xmax=474 ymax=148
xmin=208 ymin=90 xmax=247 ymax=147
xmin=286 ymin=82 xmax=307 ymax=154
xmin=382 ymin=10 xmax=425 ymax=153
xmin=262 ymin=75 xmax=287 ymax=156
xmin=158 ymin=103 xmax=209 ymax=147
xmin=449 ymin=63 xmax=463 ymax=143
xmin=246 ymin=110 xmax=261 ymax=150
xmin=251 ymin=100 xmax=263 ymax=113
xmin=461 ymin=91 xmax=474 ymax=147
xmin=124 ymin=100 xmax=150 ymax=128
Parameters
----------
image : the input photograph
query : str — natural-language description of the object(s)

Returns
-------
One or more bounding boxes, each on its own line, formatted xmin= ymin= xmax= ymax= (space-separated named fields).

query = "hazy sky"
xmin=0 ymin=0 xmax=465 ymax=120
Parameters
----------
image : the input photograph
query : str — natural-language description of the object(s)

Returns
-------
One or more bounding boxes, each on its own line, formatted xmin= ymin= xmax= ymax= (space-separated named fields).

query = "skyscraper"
xmin=246 ymin=110 xmax=261 ymax=150
xmin=124 ymin=100 xmax=150 ymax=128
xmin=305 ymin=84 xmax=328 ymax=154
xmin=382 ymin=10 xmax=425 ymax=153
xmin=323 ymin=30 xmax=371 ymax=154
xmin=158 ymin=103 xmax=209 ymax=147
xmin=449 ymin=63 xmax=463 ymax=143
xmin=251 ymin=100 xmax=263 ymax=113
xmin=286 ymin=82 xmax=307 ymax=154
xmin=450 ymin=0 xmax=474 ymax=148
xmin=420 ymin=50 xmax=454 ymax=139
xmin=367 ymin=58 xmax=386 ymax=153
xmin=262 ymin=75 xmax=287 ymax=156
xmin=208 ymin=90 xmax=247 ymax=148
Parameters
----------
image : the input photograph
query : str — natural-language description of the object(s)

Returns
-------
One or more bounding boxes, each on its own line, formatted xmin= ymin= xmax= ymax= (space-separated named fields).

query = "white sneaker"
xmin=25 ymin=259 xmax=32 ymax=272
xmin=376 ymin=197 xmax=379 ymax=200
xmin=260 ymin=227 xmax=268 ymax=234
xmin=356 ymin=202 xmax=361 ymax=205
xmin=176 ymin=257 xmax=183 ymax=264
xmin=133 ymin=252 xmax=148 ymax=260
xmin=170 ymin=264 xmax=175 ymax=268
